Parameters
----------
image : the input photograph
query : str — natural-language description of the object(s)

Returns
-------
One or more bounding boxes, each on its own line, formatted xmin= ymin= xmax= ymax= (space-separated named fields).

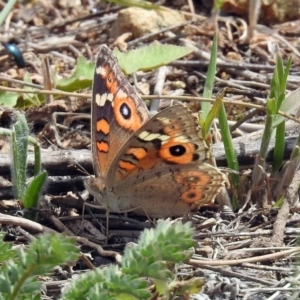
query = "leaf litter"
xmin=1 ymin=1 xmax=300 ymax=299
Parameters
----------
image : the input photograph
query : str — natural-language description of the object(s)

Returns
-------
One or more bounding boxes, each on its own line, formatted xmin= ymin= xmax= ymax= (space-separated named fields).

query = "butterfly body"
xmin=85 ymin=45 xmax=226 ymax=218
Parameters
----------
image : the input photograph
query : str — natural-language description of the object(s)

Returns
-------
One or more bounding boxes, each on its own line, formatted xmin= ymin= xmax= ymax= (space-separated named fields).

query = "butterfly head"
xmin=84 ymin=176 xmax=106 ymax=204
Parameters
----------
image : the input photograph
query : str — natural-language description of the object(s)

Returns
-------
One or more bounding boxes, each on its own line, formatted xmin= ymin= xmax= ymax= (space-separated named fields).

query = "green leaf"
xmin=154 ymin=278 xmax=169 ymax=296
xmin=123 ymin=221 xmax=194 ymax=280
xmin=21 ymin=73 xmax=43 ymax=107
xmin=266 ymin=97 xmax=276 ymax=115
xmin=0 ymin=91 xmax=19 ymax=107
xmin=274 ymin=196 xmax=284 ymax=208
xmin=272 ymin=121 xmax=285 ymax=175
xmin=10 ymin=73 xmax=45 ymax=109
xmin=273 ymin=87 xmax=300 ymax=127
xmin=62 ymin=266 xmax=150 ymax=300
xmin=0 ymin=235 xmax=18 ymax=263
xmin=203 ymin=87 xmax=224 ymax=137
xmin=22 ymin=171 xmax=47 ymax=209
xmin=55 ymin=56 xmax=95 ymax=91
xmin=114 ymin=42 xmax=193 ymax=75
xmin=105 ymin=0 xmax=163 ymax=10
xmin=218 ymin=101 xmax=239 ymax=208
xmin=61 ymin=269 xmax=101 ymax=299
xmin=0 ymin=234 xmax=78 ymax=299
xmin=214 ymin=0 xmax=225 ymax=10
xmin=62 ymin=221 xmax=195 ymax=299
xmin=11 ymin=112 xmax=29 ymax=200
xmin=27 ymin=136 xmax=42 ymax=176
xmin=251 ymin=53 xmax=292 ymax=191
xmin=268 ymin=55 xmax=292 ymax=118
xmin=202 ymin=33 xmax=218 ymax=120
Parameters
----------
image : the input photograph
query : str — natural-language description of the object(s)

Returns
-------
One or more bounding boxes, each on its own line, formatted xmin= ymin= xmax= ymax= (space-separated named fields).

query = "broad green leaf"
xmin=105 ymin=0 xmax=162 ymax=10
xmin=154 ymin=279 xmax=169 ymax=296
xmin=0 ymin=91 xmax=19 ymax=107
xmin=22 ymin=72 xmax=42 ymax=107
xmin=13 ymin=73 xmax=45 ymax=109
xmin=273 ymin=87 xmax=300 ymax=127
xmin=55 ymin=56 xmax=94 ymax=91
xmin=22 ymin=171 xmax=47 ymax=209
xmin=114 ymin=42 xmax=193 ymax=75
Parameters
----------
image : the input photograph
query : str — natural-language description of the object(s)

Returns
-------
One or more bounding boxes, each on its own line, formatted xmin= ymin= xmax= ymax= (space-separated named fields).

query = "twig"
xmin=189 ymin=247 xmax=300 ymax=267
xmin=0 ymin=136 xmax=298 ymax=180
xmin=199 ymin=265 xmax=275 ymax=286
xmin=0 ymin=213 xmax=57 ymax=234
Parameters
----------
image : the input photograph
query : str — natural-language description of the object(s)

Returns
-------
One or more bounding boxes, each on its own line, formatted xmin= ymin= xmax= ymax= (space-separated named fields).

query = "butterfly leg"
xmin=105 ymin=209 xmax=110 ymax=243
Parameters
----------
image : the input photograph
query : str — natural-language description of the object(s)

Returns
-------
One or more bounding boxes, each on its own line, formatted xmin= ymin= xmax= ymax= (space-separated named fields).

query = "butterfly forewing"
xmin=91 ymin=45 xmax=150 ymax=181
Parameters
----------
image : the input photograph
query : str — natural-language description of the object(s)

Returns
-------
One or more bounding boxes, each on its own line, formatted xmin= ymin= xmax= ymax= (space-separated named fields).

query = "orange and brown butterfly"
xmin=84 ymin=45 xmax=226 ymax=218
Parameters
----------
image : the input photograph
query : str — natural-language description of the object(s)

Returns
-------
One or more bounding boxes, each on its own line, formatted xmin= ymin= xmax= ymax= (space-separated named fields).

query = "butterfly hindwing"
xmin=107 ymin=105 xmax=209 ymax=184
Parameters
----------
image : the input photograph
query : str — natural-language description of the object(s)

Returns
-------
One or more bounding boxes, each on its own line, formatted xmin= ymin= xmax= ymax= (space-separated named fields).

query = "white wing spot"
xmin=95 ymin=93 xmax=114 ymax=107
xmin=96 ymin=66 xmax=106 ymax=75
xmin=107 ymin=93 xmax=114 ymax=102
xmin=174 ymin=136 xmax=190 ymax=143
xmin=139 ymin=131 xmax=169 ymax=142
xmin=95 ymin=93 xmax=102 ymax=106
xmin=157 ymin=117 xmax=171 ymax=124
xmin=116 ymin=89 xmax=128 ymax=99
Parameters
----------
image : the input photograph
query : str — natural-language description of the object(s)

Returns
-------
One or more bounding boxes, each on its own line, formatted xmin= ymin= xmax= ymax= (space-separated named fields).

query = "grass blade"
xmin=202 ymin=33 xmax=218 ymax=120
xmin=272 ymin=121 xmax=285 ymax=175
xmin=11 ymin=112 xmax=29 ymax=200
xmin=218 ymin=102 xmax=239 ymax=208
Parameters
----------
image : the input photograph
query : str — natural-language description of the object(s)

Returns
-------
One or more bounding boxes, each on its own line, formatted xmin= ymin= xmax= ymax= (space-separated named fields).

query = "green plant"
xmin=251 ymin=54 xmax=293 ymax=200
xmin=0 ymin=112 xmax=47 ymax=219
xmin=213 ymin=0 xmax=226 ymax=10
xmin=270 ymin=55 xmax=292 ymax=175
xmin=62 ymin=220 xmax=203 ymax=299
xmin=114 ymin=42 xmax=193 ymax=75
xmin=201 ymin=34 xmax=299 ymax=208
xmin=0 ymin=234 xmax=79 ymax=300
xmin=200 ymin=33 xmax=239 ymax=207
xmin=0 ymin=222 xmax=199 ymax=299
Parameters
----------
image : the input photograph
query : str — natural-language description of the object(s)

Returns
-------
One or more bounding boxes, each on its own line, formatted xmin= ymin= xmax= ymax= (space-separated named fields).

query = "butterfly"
xmin=84 ymin=45 xmax=226 ymax=218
